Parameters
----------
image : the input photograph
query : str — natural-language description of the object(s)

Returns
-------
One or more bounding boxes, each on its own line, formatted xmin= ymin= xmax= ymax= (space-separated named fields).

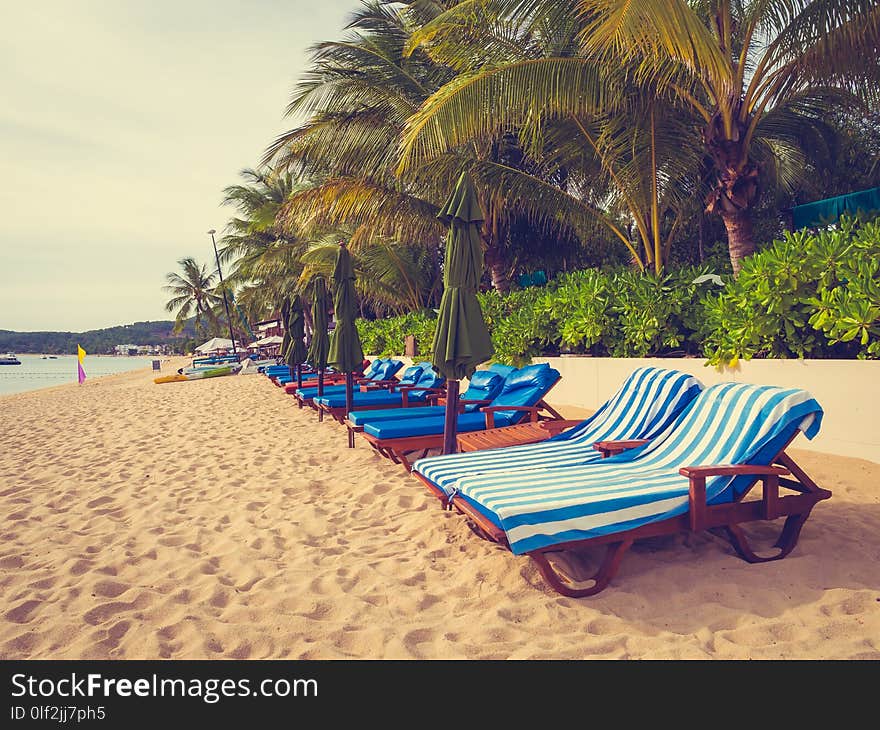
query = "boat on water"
xmin=0 ymin=353 xmax=21 ymax=365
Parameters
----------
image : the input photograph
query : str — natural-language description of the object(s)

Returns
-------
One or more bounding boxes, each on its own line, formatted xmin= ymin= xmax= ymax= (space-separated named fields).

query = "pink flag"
xmin=77 ymin=344 xmax=86 ymax=384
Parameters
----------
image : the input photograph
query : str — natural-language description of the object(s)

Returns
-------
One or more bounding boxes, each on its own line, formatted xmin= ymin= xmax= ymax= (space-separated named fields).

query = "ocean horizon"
xmin=0 ymin=354 xmax=164 ymax=396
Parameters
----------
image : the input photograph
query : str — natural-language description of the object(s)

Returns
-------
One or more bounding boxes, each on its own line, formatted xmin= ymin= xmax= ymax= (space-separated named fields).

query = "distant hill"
xmin=0 ymin=320 xmax=197 ymax=355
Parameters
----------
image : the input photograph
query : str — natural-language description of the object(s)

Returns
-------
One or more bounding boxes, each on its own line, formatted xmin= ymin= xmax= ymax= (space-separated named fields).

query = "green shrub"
xmin=701 ymin=217 xmax=880 ymax=364
xmin=356 ymin=216 xmax=880 ymax=366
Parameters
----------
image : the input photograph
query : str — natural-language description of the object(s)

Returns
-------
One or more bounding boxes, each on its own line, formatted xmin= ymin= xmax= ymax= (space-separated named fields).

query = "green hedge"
xmin=356 ymin=218 xmax=880 ymax=365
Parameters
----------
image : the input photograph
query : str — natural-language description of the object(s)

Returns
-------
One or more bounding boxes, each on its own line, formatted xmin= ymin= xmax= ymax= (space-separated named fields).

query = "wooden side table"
xmin=456 ymin=419 xmax=583 ymax=452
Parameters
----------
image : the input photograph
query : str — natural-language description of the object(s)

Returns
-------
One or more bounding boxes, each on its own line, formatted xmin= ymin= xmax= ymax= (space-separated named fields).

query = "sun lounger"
xmin=438 ymin=381 xmax=830 ymax=597
xmin=315 ymin=362 xmax=446 ymax=424
xmin=292 ymin=359 xmax=404 ymax=409
xmin=343 ymin=364 xmax=512 ymax=428
xmin=412 ymin=367 xmax=703 ymax=504
xmin=358 ymin=363 xmax=565 ymax=469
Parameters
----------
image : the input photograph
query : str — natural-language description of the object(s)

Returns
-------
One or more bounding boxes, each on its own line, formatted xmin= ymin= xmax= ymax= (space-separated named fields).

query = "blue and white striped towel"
xmin=450 ymin=382 xmax=823 ymax=555
xmin=413 ymin=367 xmax=703 ymax=497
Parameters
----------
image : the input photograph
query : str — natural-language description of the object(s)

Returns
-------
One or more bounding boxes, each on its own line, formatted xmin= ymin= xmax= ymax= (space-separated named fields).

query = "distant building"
xmin=254 ymin=316 xmax=283 ymax=338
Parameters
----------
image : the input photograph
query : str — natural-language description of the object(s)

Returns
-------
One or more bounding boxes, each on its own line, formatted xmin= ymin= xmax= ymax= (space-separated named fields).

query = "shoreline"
xmin=1 ymin=364 xmax=878 ymax=659
xmin=0 ymin=357 xmax=189 ymax=400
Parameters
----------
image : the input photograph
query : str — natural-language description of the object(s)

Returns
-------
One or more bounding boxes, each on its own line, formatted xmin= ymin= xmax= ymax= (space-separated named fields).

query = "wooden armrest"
xmin=459 ymin=398 xmax=493 ymax=405
xmin=678 ymin=465 xmax=789 ymax=478
xmin=480 ymin=404 xmax=542 ymax=429
xmin=679 ymin=464 xmax=790 ymax=531
xmin=593 ymin=439 xmax=650 ymax=458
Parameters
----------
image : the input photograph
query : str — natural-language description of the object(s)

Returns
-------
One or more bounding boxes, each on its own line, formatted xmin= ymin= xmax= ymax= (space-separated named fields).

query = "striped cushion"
xmin=413 ymin=367 xmax=702 ymax=497
xmin=451 ymin=382 xmax=823 ymax=555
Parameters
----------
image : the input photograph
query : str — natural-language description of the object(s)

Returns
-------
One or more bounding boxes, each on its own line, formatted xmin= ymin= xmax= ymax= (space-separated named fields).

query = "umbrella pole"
xmin=296 ymin=364 xmax=303 ymax=389
xmin=345 ymin=372 xmax=354 ymax=448
xmin=442 ymin=379 xmax=460 ymax=455
xmin=317 ymin=368 xmax=324 ymax=397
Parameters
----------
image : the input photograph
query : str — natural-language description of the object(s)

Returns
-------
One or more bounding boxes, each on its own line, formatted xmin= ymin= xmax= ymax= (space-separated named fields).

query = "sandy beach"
xmin=1 ymin=361 xmax=878 ymax=660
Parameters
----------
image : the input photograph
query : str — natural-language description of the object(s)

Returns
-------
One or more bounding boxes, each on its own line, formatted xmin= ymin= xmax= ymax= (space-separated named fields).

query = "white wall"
xmin=532 ymin=356 xmax=880 ymax=464
xmin=374 ymin=354 xmax=880 ymax=463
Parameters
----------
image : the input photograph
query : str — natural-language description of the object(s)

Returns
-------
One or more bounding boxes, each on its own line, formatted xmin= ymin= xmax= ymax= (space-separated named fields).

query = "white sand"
xmin=1 ymin=361 xmax=878 ymax=659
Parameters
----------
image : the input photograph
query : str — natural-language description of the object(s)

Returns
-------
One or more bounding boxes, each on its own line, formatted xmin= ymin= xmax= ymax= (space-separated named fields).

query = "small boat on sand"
xmin=154 ymin=363 xmax=241 ymax=384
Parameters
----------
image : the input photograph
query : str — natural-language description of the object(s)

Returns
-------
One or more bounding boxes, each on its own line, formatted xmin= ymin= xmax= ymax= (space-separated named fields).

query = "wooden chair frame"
xmin=359 ymin=377 xmax=565 ymax=470
xmin=318 ymin=385 xmax=447 ymax=425
xmin=440 ymin=433 xmax=831 ymax=598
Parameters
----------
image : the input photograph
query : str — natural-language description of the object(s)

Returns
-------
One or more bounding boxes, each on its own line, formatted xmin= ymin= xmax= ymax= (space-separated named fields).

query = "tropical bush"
xmin=357 ymin=218 xmax=880 ymax=365
xmin=701 ymin=217 xmax=880 ymax=364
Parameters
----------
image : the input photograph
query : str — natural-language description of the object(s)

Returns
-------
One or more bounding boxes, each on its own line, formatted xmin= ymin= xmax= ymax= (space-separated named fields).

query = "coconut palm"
xmin=163 ymin=257 xmax=221 ymax=336
xmin=217 ymin=167 xmax=312 ymax=326
xmin=399 ymin=0 xmax=879 ymax=273
xmin=397 ymin=1 xmax=706 ymax=272
xmin=266 ymin=0 xmax=571 ymax=292
xmin=298 ymin=232 xmax=442 ymax=315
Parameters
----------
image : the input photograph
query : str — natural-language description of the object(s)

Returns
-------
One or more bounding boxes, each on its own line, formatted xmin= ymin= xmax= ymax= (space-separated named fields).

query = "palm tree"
xmin=400 ymin=0 xmax=879 ymax=273
xmin=163 ymin=257 xmax=221 ymax=336
xmin=397 ymin=2 xmax=706 ymax=272
xmin=264 ymin=2 xmax=455 ymax=284
xmin=217 ymin=167 xmax=314 ymax=327
xmin=298 ymin=233 xmax=442 ymax=315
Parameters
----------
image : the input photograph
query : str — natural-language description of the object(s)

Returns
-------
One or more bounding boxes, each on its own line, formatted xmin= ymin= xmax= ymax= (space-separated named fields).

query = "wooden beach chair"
xmin=342 ymin=364 xmax=513 ymax=448
xmin=359 ymin=364 xmax=567 ymax=470
xmin=412 ymin=367 xmax=703 ymax=505
xmin=315 ymin=363 xmax=446 ymax=424
xmin=425 ymin=382 xmax=830 ymax=597
xmin=292 ymin=359 xmax=404 ymax=410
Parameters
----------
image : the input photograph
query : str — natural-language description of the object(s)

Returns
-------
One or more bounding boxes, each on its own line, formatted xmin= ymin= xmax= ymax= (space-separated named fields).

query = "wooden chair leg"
xmin=530 ymin=540 xmax=633 ymax=598
xmin=721 ymin=511 xmax=813 ymax=563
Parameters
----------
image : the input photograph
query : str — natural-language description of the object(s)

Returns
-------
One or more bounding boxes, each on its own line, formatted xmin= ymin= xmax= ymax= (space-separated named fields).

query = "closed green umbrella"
xmin=327 ymin=242 xmax=364 ymax=443
xmin=306 ymin=276 xmax=331 ymax=396
xmin=285 ymin=296 xmax=308 ymax=388
xmin=279 ymin=297 xmax=291 ymax=366
xmin=431 ymin=171 xmax=494 ymax=454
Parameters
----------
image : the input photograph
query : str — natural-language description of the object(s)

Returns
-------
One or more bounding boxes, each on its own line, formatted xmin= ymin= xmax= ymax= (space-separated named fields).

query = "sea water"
xmin=0 ymin=354 xmax=161 ymax=396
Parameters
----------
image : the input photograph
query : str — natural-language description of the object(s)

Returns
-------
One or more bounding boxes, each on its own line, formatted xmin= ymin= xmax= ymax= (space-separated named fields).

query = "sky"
xmin=0 ymin=0 xmax=355 ymax=332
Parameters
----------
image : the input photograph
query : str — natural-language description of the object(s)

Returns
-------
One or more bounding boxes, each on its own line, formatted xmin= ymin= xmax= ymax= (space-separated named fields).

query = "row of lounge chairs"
xmin=264 ymin=361 xmax=831 ymax=597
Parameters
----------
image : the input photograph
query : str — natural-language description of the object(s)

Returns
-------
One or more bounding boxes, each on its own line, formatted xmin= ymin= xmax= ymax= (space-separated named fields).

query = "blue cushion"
xmin=462 ymin=371 xmax=504 ymax=406
xmin=377 ymin=359 xmax=404 ymax=379
xmin=296 ymin=384 xmax=347 ymax=399
xmin=468 ymin=370 xmax=500 ymax=389
xmin=364 ymin=412 xmax=490 ymax=439
xmin=489 ymin=364 xmax=560 ymax=426
xmin=398 ymin=365 xmax=424 ymax=386
xmin=499 ymin=363 xmax=551 ymax=394
xmin=413 ymin=369 xmax=443 ymax=389
xmin=364 ymin=359 xmax=385 ymax=377
xmin=348 ymin=406 xmax=446 ymax=426
xmin=488 ymin=363 xmax=516 ymax=379
xmin=317 ymin=390 xmax=412 ymax=408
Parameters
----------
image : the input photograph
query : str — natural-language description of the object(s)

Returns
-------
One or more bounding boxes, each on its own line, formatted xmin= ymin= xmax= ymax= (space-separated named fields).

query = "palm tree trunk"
xmin=484 ymin=244 xmax=512 ymax=293
xmin=719 ymin=209 xmax=756 ymax=275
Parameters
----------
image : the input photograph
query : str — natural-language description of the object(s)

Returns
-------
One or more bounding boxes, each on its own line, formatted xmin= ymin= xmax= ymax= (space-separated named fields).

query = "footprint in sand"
xmin=0 ymin=555 xmax=24 ymax=569
xmin=5 ymin=600 xmax=42 ymax=623
xmin=403 ymin=628 xmax=435 ymax=657
xmin=83 ymin=601 xmax=135 ymax=626
xmin=68 ymin=559 xmax=94 ymax=576
xmin=93 ymin=580 xmax=130 ymax=599
xmin=86 ymin=496 xmax=114 ymax=509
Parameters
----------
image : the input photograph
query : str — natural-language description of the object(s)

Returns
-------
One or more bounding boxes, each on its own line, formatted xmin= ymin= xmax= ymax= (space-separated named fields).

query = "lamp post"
xmin=207 ymin=228 xmax=237 ymax=355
